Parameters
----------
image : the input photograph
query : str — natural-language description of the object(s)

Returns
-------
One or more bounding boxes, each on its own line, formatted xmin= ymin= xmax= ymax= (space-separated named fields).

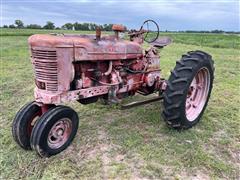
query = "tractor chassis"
xmin=121 ymin=95 xmax=163 ymax=109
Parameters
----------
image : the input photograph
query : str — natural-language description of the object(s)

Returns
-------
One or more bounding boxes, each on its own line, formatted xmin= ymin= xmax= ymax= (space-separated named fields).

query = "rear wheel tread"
xmin=182 ymin=57 xmax=199 ymax=63
xmin=165 ymin=113 xmax=180 ymax=121
xmin=170 ymin=69 xmax=179 ymax=78
xmin=177 ymin=66 xmax=193 ymax=72
xmin=166 ymin=81 xmax=174 ymax=91
xmin=172 ymin=77 xmax=188 ymax=84
xmin=166 ymin=103 xmax=181 ymax=111
xmin=168 ymin=90 xmax=184 ymax=98
xmin=176 ymin=60 xmax=185 ymax=66
xmin=163 ymin=92 xmax=172 ymax=104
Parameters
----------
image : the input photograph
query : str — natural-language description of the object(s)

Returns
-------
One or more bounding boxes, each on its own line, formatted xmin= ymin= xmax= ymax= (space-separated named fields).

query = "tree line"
xmin=3 ymin=20 xmax=114 ymax=31
xmin=2 ymin=20 xmax=239 ymax=34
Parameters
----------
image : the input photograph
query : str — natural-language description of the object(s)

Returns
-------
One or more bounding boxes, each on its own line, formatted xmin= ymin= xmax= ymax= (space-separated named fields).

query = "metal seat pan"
xmin=150 ymin=37 xmax=172 ymax=48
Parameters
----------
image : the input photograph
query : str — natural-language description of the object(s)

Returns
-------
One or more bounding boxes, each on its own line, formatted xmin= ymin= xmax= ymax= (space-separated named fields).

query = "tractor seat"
xmin=150 ymin=36 xmax=172 ymax=48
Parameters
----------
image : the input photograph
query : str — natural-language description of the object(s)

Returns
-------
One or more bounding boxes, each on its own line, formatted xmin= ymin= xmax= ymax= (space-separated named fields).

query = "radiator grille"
xmin=32 ymin=49 xmax=58 ymax=91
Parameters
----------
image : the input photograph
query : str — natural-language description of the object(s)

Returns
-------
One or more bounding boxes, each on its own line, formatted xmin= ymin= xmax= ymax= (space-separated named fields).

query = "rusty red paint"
xmin=26 ymin=103 xmax=53 ymax=136
xmin=41 ymin=104 xmax=51 ymax=113
xmin=29 ymin=24 xmax=170 ymax=105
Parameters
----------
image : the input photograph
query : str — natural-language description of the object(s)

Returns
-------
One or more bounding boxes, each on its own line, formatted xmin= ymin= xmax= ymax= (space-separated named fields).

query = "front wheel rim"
xmin=26 ymin=110 xmax=42 ymax=137
xmin=185 ymin=67 xmax=210 ymax=122
xmin=47 ymin=118 xmax=72 ymax=149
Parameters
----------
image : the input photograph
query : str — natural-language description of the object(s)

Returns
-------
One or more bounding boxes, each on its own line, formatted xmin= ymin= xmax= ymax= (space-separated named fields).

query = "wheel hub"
xmin=27 ymin=111 xmax=42 ymax=137
xmin=47 ymin=118 xmax=72 ymax=149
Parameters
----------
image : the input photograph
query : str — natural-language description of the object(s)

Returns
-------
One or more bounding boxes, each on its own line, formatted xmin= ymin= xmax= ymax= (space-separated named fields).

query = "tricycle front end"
xmin=12 ymin=20 xmax=214 ymax=157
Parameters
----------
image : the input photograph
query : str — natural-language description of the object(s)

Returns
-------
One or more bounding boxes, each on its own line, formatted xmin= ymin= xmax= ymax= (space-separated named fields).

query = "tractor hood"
xmin=28 ymin=34 xmax=143 ymax=60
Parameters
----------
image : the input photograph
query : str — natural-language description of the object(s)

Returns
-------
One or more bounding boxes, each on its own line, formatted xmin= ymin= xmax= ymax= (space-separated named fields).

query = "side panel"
xmin=74 ymin=41 xmax=143 ymax=61
xmin=56 ymin=48 xmax=74 ymax=91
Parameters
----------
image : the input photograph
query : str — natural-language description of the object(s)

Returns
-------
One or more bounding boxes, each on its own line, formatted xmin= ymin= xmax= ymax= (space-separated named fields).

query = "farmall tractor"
xmin=12 ymin=20 xmax=214 ymax=157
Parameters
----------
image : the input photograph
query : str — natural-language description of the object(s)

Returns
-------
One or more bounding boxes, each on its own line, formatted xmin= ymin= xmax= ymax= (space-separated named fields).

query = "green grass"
xmin=162 ymin=32 xmax=240 ymax=49
xmin=1 ymin=28 xmax=240 ymax=49
xmin=0 ymin=30 xmax=240 ymax=179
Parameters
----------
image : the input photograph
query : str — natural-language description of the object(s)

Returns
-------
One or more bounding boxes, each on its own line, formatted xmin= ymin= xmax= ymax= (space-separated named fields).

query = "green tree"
xmin=89 ymin=23 xmax=97 ymax=31
xmin=103 ymin=24 xmax=113 ymax=31
xmin=82 ymin=23 xmax=90 ymax=30
xmin=43 ymin=21 xmax=55 ymax=29
xmin=211 ymin=29 xmax=224 ymax=34
xmin=15 ymin=20 xmax=24 ymax=28
xmin=62 ymin=23 xmax=73 ymax=30
xmin=9 ymin=24 xmax=15 ymax=28
xmin=73 ymin=22 xmax=79 ymax=30
xmin=73 ymin=22 xmax=84 ymax=30
xmin=26 ymin=24 xmax=41 ymax=29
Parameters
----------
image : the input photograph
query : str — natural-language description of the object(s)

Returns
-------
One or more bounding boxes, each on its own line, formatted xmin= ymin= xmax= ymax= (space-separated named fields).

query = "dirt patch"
xmin=115 ymin=154 xmax=125 ymax=162
xmin=78 ymin=145 xmax=100 ymax=160
xmin=98 ymin=129 xmax=111 ymax=180
xmin=177 ymin=170 xmax=210 ymax=180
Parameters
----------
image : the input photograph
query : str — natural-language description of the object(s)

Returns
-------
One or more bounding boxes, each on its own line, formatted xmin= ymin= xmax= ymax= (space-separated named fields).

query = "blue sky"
xmin=1 ymin=0 xmax=239 ymax=31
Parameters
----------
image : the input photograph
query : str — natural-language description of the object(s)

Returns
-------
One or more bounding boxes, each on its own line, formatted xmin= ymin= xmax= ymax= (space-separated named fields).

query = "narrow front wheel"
xmin=30 ymin=106 xmax=79 ymax=157
xmin=12 ymin=101 xmax=42 ymax=149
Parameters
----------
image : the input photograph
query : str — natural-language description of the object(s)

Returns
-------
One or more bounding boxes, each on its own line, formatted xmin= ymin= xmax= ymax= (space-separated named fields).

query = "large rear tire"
xmin=162 ymin=50 xmax=214 ymax=129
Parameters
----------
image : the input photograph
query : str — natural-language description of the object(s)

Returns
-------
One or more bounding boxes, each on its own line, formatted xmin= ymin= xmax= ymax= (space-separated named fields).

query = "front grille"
xmin=31 ymin=49 xmax=58 ymax=92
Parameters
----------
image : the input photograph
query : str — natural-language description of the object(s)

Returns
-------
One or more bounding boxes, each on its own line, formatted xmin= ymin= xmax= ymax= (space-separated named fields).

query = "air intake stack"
xmin=112 ymin=24 xmax=125 ymax=39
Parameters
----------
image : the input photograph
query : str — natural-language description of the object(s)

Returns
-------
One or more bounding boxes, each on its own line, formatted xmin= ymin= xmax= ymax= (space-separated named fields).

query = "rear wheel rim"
xmin=47 ymin=118 xmax=72 ymax=149
xmin=185 ymin=67 xmax=210 ymax=121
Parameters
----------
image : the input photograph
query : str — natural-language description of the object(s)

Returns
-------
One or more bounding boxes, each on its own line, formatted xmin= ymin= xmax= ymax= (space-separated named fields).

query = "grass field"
xmin=1 ymin=28 xmax=240 ymax=49
xmin=0 ymin=29 xmax=239 ymax=179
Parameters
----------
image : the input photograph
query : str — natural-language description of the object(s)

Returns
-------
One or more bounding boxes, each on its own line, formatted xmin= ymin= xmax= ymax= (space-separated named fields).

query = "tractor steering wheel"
xmin=140 ymin=19 xmax=160 ymax=43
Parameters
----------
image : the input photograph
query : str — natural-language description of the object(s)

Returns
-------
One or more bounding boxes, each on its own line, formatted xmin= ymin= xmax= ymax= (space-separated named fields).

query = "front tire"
xmin=162 ymin=50 xmax=214 ymax=129
xmin=12 ymin=101 xmax=42 ymax=149
xmin=30 ymin=106 xmax=79 ymax=157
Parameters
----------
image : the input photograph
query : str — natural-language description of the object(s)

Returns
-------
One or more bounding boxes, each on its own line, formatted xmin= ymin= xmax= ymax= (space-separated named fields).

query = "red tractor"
xmin=12 ymin=20 xmax=214 ymax=157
